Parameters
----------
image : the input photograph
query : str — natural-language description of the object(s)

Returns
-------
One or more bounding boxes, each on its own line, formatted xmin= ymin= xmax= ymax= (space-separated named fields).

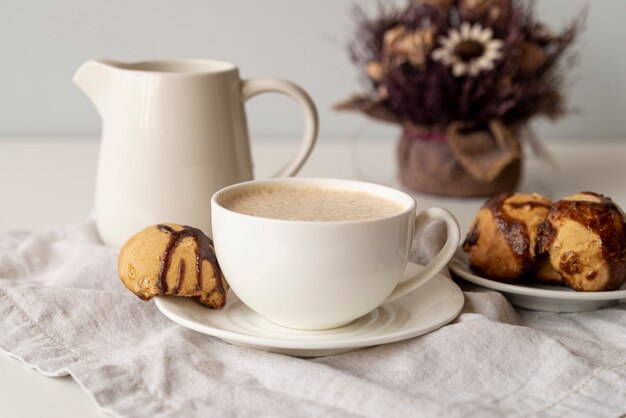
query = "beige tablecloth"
xmin=0 ymin=221 xmax=625 ymax=417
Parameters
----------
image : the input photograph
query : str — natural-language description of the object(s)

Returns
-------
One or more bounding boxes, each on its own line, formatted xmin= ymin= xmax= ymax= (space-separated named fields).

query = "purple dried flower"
xmin=338 ymin=0 xmax=584 ymax=128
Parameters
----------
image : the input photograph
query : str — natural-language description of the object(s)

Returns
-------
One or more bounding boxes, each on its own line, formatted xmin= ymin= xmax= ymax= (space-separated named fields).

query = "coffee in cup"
xmin=221 ymin=185 xmax=405 ymax=221
xmin=211 ymin=178 xmax=460 ymax=330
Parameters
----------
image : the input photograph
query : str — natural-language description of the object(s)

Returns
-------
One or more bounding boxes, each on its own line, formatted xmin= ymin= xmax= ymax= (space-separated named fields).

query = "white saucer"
xmin=450 ymin=251 xmax=626 ymax=313
xmin=155 ymin=263 xmax=464 ymax=357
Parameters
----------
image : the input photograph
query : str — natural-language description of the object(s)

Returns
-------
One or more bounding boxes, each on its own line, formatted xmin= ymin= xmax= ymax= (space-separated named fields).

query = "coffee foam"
xmin=222 ymin=185 xmax=405 ymax=221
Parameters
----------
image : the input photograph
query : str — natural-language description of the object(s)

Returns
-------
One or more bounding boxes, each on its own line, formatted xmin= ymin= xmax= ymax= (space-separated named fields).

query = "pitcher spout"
xmin=73 ymin=59 xmax=119 ymax=113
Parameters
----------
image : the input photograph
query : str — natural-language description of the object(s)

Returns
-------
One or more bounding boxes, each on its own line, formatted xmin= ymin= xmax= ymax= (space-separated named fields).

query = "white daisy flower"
xmin=431 ymin=22 xmax=503 ymax=77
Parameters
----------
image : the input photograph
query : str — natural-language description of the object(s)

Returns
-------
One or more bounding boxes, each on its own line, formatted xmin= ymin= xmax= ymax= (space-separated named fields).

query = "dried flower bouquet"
xmin=337 ymin=0 xmax=582 ymax=196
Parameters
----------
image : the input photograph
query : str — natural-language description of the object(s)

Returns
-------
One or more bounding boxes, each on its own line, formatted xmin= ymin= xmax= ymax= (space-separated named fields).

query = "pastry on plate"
xmin=536 ymin=192 xmax=626 ymax=291
xmin=118 ymin=224 xmax=228 ymax=308
xmin=463 ymin=192 xmax=553 ymax=282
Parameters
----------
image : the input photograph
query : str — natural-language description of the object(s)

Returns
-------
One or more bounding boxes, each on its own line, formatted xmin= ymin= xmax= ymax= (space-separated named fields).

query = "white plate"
xmin=155 ymin=263 xmax=464 ymax=357
xmin=449 ymin=250 xmax=626 ymax=313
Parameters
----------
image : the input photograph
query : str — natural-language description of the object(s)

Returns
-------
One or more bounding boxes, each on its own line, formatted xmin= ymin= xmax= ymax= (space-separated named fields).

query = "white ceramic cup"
xmin=211 ymin=178 xmax=460 ymax=330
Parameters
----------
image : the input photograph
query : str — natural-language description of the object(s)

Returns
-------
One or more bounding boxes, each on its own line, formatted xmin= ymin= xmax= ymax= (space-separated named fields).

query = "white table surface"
xmin=1 ymin=137 xmax=625 ymax=417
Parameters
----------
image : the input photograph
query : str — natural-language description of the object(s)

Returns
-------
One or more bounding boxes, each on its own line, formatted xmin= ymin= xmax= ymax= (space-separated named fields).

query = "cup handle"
xmin=383 ymin=207 xmax=460 ymax=304
xmin=241 ymin=77 xmax=319 ymax=177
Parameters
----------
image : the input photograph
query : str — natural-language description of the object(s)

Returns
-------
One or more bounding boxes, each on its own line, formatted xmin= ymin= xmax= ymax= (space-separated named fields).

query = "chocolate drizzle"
xmin=485 ymin=193 xmax=532 ymax=268
xmin=156 ymin=224 xmax=225 ymax=298
xmin=171 ymin=259 xmax=185 ymax=295
xmin=536 ymin=218 xmax=557 ymax=254
xmin=194 ymin=246 xmax=203 ymax=291
xmin=463 ymin=223 xmax=480 ymax=248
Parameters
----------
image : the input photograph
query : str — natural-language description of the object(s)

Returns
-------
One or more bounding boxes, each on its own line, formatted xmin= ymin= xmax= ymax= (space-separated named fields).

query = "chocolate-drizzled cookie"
xmin=463 ymin=192 xmax=553 ymax=282
xmin=118 ymin=224 xmax=228 ymax=308
xmin=536 ymin=192 xmax=626 ymax=291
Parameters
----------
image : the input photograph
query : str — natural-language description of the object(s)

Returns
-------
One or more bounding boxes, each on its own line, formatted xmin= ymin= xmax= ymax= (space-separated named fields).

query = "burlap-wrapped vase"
xmin=398 ymin=120 xmax=522 ymax=197
xmin=334 ymin=97 xmax=523 ymax=197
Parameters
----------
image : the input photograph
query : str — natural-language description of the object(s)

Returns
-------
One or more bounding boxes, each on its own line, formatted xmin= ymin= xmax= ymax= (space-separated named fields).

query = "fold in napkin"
xmin=1 ymin=221 xmax=625 ymax=418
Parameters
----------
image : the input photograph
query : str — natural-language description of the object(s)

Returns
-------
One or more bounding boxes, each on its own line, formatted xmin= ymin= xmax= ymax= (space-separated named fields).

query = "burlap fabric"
xmin=398 ymin=120 xmax=522 ymax=197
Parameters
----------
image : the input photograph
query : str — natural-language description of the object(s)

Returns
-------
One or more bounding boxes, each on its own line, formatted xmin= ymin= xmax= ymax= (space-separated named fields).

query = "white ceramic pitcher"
xmin=74 ymin=59 xmax=318 ymax=247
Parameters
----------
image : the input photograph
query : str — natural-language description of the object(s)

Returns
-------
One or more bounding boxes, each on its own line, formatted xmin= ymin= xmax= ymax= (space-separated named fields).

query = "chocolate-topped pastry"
xmin=118 ymin=224 xmax=228 ymax=308
xmin=536 ymin=192 xmax=626 ymax=291
xmin=463 ymin=192 xmax=553 ymax=282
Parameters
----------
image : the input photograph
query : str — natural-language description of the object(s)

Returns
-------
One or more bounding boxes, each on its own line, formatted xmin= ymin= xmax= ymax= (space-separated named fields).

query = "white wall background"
xmin=0 ymin=0 xmax=623 ymax=140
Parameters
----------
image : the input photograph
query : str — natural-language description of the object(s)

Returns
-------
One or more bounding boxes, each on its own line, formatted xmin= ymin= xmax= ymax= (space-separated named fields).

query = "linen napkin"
xmin=1 ymin=220 xmax=625 ymax=417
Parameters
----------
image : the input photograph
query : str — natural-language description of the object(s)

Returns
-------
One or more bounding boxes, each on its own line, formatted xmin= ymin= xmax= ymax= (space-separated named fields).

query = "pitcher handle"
xmin=241 ymin=78 xmax=319 ymax=177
